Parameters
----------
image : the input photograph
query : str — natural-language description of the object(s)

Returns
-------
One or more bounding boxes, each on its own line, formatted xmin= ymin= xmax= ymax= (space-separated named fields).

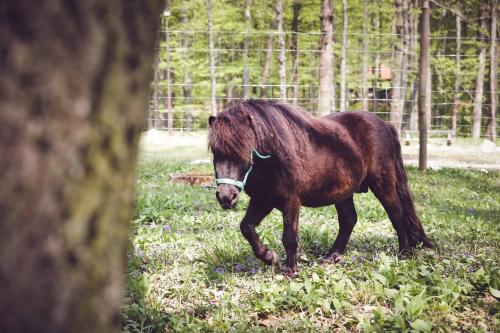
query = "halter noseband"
xmin=215 ymin=149 xmax=271 ymax=191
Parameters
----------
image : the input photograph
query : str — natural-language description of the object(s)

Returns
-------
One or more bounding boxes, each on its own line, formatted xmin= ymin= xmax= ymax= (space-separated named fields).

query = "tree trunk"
xmin=408 ymin=0 xmax=419 ymax=131
xmin=390 ymin=0 xmax=404 ymax=134
xmin=181 ymin=3 xmax=194 ymax=131
xmin=452 ymin=1 xmax=461 ymax=136
xmin=318 ymin=0 xmax=334 ymax=115
xmin=165 ymin=17 xmax=173 ymax=134
xmin=409 ymin=81 xmax=419 ymax=131
xmin=261 ymin=11 xmax=277 ymax=98
xmin=0 ymin=1 xmax=163 ymax=332
xmin=488 ymin=0 xmax=498 ymax=142
xmin=472 ymin=10 xmax=487 ymax=139
xmin=418 ymin=0 xmax=430 ymax=171
xmin=206 ymin=0 xmax=217 ymax=115
xmin=361 ymin=0 xmax=369 ymax=112
xmin=340 ymin=0 xmax=348 ymax=112
xmin=243 ymin=0 xmax=252 ymax=99
xmin=400 ymin=0 xmax=410 ymax=129
xmin=153 ymin=53 xmax=160 ymax=128
xmin=291 ymin=0 xmax=301 ymax=104
xmin=426 ymin=41 xmax=432 ymax=128
xmin=276 ymin=0 xmax=287 ymax=101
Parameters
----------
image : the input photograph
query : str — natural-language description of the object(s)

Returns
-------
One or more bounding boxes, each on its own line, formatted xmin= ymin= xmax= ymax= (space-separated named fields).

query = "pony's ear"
xmin=208 ymin=116 xmax=216 ymax=127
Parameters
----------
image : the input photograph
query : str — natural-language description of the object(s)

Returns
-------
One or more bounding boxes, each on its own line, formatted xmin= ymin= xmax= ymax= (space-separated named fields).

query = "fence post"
xmin=418 ymin=0 xmax=430 ymax=171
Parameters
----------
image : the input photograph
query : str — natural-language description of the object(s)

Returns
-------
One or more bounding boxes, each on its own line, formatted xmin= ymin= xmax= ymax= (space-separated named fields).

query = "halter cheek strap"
xmin=215 ymin=149 xmax=271 ymax=191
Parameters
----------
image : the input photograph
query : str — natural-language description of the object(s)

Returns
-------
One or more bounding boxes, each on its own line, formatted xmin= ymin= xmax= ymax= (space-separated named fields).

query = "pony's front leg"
xmin=240 ymin=199 xmax=278 ymax=265
xmin=281 ymin=200 xmax=301 ymax=277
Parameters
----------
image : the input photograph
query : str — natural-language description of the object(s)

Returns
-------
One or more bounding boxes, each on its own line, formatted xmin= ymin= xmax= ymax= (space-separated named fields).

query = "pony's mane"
xmin=208 ymin=100 xmax=315 ymax=167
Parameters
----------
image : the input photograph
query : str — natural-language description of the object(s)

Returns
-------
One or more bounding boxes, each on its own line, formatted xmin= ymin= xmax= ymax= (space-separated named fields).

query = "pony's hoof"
xmin=324 ymin=253 xmax=342 ymax=264
xmin=263 ymin=250 xmax=280 ymax=266
xmin=284 ymin=267 xmax=298 ymax=278
xmin=397 ymin=248 xmax=413 ymax=259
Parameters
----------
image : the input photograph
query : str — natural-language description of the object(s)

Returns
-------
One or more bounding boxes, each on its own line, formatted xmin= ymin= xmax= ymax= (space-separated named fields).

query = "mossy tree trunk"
xmin=0 ymin=1 xmax=164 ymax=332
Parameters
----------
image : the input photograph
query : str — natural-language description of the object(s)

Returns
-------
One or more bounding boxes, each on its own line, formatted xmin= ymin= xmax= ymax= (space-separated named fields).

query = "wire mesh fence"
xmin=148 ymin=28 xmax=499 ymax=139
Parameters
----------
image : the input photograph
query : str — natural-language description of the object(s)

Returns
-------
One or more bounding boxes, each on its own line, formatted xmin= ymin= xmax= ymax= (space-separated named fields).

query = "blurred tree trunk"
xmin=487 ymin=0 xmax=498 ymax=142
xmin=318 ymin=0 xmax=334 ymax=115
xmin=400 ymin=0 xmax=410 ymax=128
xmin=165 ymin=24 xmax=173 ymax=134
xmin=361 ymin=0 xmax=369 ymax=112
xmin=452 ymin=1 xmax=462 ymax=136
xmin=181 ymin=3 xmax=194 ymax=131
xmin=390 ymin=0 xmax=404 ymax=134
xmin=418 ymin=0 xmax=430 ymax=170
xmin=153 ymin=53 xmax=161 ymax=128
xmin=291 ymin=0 xmax=301 ymax=105
xmin=243 ymin=0 xmax=252 ymax=99
xmin=472 ymin=8 xmax=487 ymax=139
xmin=408 ymin=0 xmax=419 ymax=131
xmin=276 ymin=0 xmax=287 ymax=101
xmin=340 ymin=0 xmax=348 ymax=112
xmin=0 ymin=1 xmax=163 ymax=332
xmin=261 ymin=13 xmax=277 ymax=98
xmin=206 ymin=0 xmax=217 ymax=115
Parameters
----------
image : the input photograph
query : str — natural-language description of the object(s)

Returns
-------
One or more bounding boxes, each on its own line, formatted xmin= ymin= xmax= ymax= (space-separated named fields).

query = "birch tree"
xmin=243 ymin=0 xmax=252 ymax=99
xmin=451 ymin=1 xmax=462 ymax=136
xmin=488 ymin=0 xmax=498 ymax=142
xmin=276 ymin=0 xmax=287 ymax=101
xmin=207 ymin=0 xmax=217 ymax=115
xmin=318 ymin=0 xmax=334 ymax=115
xmin=361 ymin=1 xmax=370 ymax=112
xmin=472 ymin=8 xmax=487 ymax=139
xmin=340 ymin=0 xmax=348 ymax=112
xmin=291 ymin=0 xmax=302 ymax=104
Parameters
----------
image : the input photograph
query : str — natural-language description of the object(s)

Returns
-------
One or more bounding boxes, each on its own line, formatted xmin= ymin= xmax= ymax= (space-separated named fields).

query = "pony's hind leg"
xmin=368 ymin=178 xmax=412 ymax=255
xmin=325 ymin=197 xmax=357 ymax=262
xmin=240 ymin=199 xmax=278 ymax=266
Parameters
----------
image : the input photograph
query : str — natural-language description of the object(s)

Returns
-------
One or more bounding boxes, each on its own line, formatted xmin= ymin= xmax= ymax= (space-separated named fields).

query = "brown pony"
xmin=208 ymin=100 xmax=432 ymax=276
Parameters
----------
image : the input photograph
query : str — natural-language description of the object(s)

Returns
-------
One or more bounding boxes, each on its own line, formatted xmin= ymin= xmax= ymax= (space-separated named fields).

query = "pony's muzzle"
xmin=216 ymin=185 xmax=239 ymax=209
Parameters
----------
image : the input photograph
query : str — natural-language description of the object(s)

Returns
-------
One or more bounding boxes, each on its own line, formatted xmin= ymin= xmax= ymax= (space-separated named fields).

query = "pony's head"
xmin=208 ymin=106 xmax=256 ymax=209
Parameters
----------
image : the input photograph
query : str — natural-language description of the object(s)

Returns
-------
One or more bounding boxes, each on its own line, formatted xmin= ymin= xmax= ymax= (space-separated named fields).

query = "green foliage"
xmin=122 ymin=151 xmax=500 ymax=332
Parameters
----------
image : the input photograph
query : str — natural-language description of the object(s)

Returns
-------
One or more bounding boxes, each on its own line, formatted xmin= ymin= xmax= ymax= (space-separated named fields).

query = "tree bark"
xmin=276 ymin=0 xmax=287 ymax=101
xmin=452 ymin=1 xmax=461 ymax=136
xmin=181 ymin=3 xmax=194 ymax=131
xmin=261 ymin=11 xmax=277 ymax=98
xmin=0 ymin=1 xmax=164 ymax=332
xmin=488 ymin=0 xmax=498 ymax=142
xmin=206 ymin=0 xmax=217 ymax=115
xmin=291 ymin=0 xmax=301 ymax=104
xmin=340 ymin=0 xmax=348 ymax=112
xmin=243 ymin=0 xmax=252 ymax=99
xmin=472 ymin=9 xmax=487 ymax=139
xmin=361 ymin=0 xmax=369 ymax=112
xmin=318 ymin=0 xmax=334 ymax=115
xmin=418 ymin=0 xmax=430 ymax=171
xmin=390 ymin=0 xmax=404 ymax=134
xmin=153 ymin=52 xmax=160 ymax=128
xmin=407 ymin=0 xmax=419 ymax=131
xmin=165 ymin=16 xmax=173 ymax=134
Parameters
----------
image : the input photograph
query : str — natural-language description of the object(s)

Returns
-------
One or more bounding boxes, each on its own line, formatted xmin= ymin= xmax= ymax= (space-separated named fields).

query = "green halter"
xmin=215 ymin=150 xmax=271 ymax=191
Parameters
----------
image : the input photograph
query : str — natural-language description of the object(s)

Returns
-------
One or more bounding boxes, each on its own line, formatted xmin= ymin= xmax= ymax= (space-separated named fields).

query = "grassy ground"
xmin=123 ymin=136 xmax=499 ymax=332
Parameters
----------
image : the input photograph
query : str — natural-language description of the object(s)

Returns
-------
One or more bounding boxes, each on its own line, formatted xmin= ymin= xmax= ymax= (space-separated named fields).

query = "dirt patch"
xmin=170 ymin=173 xmax=214 ymax=186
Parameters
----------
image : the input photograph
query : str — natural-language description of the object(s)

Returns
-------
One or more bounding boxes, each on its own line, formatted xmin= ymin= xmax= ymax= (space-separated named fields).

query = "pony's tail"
xmin=390 ymin=126 xmax=433 ymax=248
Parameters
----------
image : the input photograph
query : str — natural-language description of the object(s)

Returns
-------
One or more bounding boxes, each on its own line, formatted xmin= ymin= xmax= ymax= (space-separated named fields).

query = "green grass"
xmin=123 ymin=153 xmax=500 ymax=332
